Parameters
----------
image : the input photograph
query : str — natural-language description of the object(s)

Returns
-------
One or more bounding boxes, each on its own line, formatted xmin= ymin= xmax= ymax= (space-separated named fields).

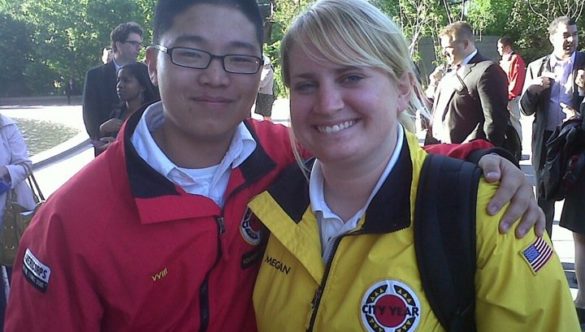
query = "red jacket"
xmin=5 ymin=108 xmax=493 ymax=331
xmin=6 ymin=111 xmax=296 ymax=332
xmin=500 ymin=52 xmax=527 ymax=100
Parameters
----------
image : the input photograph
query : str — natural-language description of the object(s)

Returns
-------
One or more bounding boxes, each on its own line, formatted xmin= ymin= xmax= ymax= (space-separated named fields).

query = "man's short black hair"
xmin=498 ymin=36 xmax=514 ymax=48
xmin=548 ymin=16 xmax=577 ymax=36
xmin=152 ymin=0 xmax=264 ymax=49
xmin=111 ymin=22 xmax=144 ymax=52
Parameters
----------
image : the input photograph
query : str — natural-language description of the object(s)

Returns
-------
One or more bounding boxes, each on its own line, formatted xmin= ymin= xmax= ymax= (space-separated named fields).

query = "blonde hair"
xmin=439 ymin=21 xmax=475 ymax=44
xmin=281 ymin=0 xmax=429 ymax=171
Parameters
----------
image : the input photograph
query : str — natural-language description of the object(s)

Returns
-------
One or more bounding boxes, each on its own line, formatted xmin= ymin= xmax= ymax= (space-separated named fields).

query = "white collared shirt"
xmin=130 ymin=101 xmax=257 ymax=207
xmin=460 ymin=49 xmax=478 ymax=68
xmin=547 ymin=52 xmax=576 ymax=130
xmin=112 ymin=58 xmax=123 ymax=72
xmin=310 ymin=125 xmax=404 ymax=262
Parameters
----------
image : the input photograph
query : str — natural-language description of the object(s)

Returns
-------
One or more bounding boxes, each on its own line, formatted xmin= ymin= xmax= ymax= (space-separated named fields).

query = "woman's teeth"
xmin=317 ymin=120 xmax=356 ymax=134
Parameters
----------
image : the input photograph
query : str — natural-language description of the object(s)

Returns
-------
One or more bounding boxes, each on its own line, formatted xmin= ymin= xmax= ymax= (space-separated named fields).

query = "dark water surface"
xmin=13 ymin=118 xmax=79 ymax=156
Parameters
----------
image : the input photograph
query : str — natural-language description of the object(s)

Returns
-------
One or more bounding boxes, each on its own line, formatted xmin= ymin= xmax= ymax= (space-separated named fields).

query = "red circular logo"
xmin=375 ymin=294 xmax=408 ymax=327
xmin=240 ymin=209 xmax=262 ymax=245
xmin=360 ymin=280 xmax=421 ymax=331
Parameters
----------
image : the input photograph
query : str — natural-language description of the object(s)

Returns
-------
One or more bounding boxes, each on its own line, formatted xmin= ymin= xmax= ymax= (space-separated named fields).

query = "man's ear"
xmin=396 ymin=71 xmax=414 ymax=113
xmin=145 ymin=47 xmax=158 ymax=86
xmin=463 ymin=39 xmax=470 ymax=51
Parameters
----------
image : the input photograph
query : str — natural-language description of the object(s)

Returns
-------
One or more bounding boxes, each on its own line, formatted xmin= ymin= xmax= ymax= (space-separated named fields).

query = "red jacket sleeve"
xmin=423 ymin=139 xmax=494 ymax=160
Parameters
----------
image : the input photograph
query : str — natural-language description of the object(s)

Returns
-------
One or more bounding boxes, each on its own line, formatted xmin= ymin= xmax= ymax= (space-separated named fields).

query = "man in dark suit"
xmin=428 ymin=21 xmax=509 ymax=148
xmin=520 ymin=16 xmax=585 ymax=236
xmin=82 ymin=22 xmax=144 ymax=154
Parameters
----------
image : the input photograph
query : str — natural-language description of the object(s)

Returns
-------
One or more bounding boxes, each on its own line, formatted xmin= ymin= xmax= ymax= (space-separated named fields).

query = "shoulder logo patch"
xmin=521 ymin=237 xmax=553 ymax=274
xmin=240 ymin=209 xmax=262 ymax=246
xmin=360 ymin=280 xmax=421 ymax=332
xmin=23 ymin=248 xmax=51 ymax=293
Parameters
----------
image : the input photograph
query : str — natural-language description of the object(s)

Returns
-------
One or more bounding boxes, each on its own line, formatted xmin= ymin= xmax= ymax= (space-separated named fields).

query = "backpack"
xmin=414 ymin=153 xmax=481 ymax=331
xmin=540 ymin=116 xmax=585 ymax=201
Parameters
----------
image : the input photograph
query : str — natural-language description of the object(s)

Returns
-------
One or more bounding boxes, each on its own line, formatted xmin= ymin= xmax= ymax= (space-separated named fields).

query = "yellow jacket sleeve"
xmin=475 ymin=180 xmax=580 ymax=331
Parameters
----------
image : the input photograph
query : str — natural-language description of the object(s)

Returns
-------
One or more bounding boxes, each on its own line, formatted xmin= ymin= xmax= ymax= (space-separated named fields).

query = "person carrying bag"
xmin=1 ymin=165 xmax=44 ymax=266
xmin=0 ymin=114 xmax=39 ymax=329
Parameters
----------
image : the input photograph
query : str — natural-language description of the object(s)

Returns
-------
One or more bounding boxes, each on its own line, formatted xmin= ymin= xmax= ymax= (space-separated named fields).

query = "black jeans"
xmin=535 ymin=130 xmax=555 ymax=237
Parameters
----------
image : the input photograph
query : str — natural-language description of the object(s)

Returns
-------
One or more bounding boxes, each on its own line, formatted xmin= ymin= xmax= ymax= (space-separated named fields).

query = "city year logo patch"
xmin=240 ymin=209 xmax=262 ymax=246
xmin=360 ymin=280 xmax=421 ymax=332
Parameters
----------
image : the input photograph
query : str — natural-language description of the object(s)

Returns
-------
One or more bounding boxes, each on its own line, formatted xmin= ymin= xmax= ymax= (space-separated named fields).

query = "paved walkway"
xmin=0 ymin=100 xmax=579 ymax=297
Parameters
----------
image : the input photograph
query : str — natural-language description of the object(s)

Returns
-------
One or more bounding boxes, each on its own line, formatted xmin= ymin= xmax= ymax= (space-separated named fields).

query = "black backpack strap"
xmin=414 ymin=154 xmax=480 ymax=331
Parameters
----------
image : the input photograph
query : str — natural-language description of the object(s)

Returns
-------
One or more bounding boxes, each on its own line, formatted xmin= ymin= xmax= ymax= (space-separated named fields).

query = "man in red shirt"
xmin=498 ymin=36 xmax=527 ymax=142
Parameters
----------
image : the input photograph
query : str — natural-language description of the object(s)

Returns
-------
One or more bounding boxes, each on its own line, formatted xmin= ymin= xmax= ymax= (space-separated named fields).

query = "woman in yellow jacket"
xmin=249 ymin=0 xmax=579 ymax=331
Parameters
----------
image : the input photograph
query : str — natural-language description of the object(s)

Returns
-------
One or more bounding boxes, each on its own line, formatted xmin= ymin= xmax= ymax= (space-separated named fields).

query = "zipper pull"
xmin=216 ymin=216 xmax=225 ymax=234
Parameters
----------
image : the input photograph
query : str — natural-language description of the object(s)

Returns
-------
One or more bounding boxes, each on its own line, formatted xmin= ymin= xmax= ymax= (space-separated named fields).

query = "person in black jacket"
xmin=520 ymin=16 xmax=584 ymax=236
xmin=82 ymin=22 xmax=144 ymax=155
xmin=427 ymin=21 xmax=509 ymax=147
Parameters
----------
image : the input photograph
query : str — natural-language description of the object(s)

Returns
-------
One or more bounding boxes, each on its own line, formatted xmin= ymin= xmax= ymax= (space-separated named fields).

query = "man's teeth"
xmin=317 ymin=121 xmax=355 ymax=134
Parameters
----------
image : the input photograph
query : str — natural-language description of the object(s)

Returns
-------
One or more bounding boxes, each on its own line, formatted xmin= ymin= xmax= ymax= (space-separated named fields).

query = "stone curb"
xmin=30 ymin=133 xmax=91 ymax=171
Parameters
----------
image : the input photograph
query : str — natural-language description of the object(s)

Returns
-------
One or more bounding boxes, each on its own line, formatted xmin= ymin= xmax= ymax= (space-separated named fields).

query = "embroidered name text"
xmin=264 ymin=255 xmax=291 ymax=275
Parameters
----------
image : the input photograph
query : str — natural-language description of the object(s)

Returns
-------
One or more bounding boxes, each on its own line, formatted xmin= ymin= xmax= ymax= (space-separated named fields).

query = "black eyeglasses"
xmin=124 ymin=40 xmax=142 ymax=47
xmin=151 ymin=45 xmax=263 ymax=74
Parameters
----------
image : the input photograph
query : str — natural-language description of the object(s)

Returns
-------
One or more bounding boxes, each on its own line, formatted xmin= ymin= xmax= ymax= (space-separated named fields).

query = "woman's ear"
xmin=396 ymin=71 xmax=414 ymax=113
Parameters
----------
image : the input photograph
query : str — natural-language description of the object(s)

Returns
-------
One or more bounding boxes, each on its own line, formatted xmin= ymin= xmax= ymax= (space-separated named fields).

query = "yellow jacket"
xmin=249 ymin=132 xmax=579 ymax=332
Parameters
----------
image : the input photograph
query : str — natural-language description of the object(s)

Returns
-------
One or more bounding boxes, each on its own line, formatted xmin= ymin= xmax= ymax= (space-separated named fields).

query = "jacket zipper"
xmin=197 ymin=172 xmax=265 ymax=331
xmin=306 ymin=236 xmax=343 ymax=331
xmin=306 ymin=231 xmax=364 ymax=331
xmin=198 ymin=216 xmax=225 ymax=332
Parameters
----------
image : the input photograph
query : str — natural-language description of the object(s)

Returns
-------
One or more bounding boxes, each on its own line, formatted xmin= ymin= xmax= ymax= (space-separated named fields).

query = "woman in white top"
xmin=0 ymin=114 xmax=35 ymax=329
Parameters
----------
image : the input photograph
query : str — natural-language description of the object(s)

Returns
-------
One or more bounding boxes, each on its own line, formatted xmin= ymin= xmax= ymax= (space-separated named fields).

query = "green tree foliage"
xmin=376 ymin=0 xmax=446 ymax=58
xmin=265 ymin=0 xmax=311 ymax=97
xmin=0 ymin=13 xmax=32 ymax=96
xmin=1 ymin=0 xmax=153 ymax=96
xmin=509 ymin=0 xmax=585 ymax=62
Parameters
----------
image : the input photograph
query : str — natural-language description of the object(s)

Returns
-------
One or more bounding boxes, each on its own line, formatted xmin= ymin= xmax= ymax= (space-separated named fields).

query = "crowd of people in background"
xmin=425 ymin=14 xmax=585 ymax=325
xmin=1 ymin=0 xmax=585 ymax=330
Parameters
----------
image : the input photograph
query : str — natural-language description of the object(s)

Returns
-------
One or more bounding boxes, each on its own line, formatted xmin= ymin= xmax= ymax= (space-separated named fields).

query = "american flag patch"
xmin=521 ymin=238 xmax=553 ymax=274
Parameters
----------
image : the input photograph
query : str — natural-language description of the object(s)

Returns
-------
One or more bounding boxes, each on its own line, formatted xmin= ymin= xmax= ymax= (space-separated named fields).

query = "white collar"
xmin=130 ymin=101 xmax=257 ymax=197
xmin=309 ymin=124 xmax=405 ymax=222
xmin=549 ymin=52 xmax=575 ymax=68
xmin=461 ymin=49 xmax=478 ymax=66
xmin=112 ymin=58 xmax=123 ymax=72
